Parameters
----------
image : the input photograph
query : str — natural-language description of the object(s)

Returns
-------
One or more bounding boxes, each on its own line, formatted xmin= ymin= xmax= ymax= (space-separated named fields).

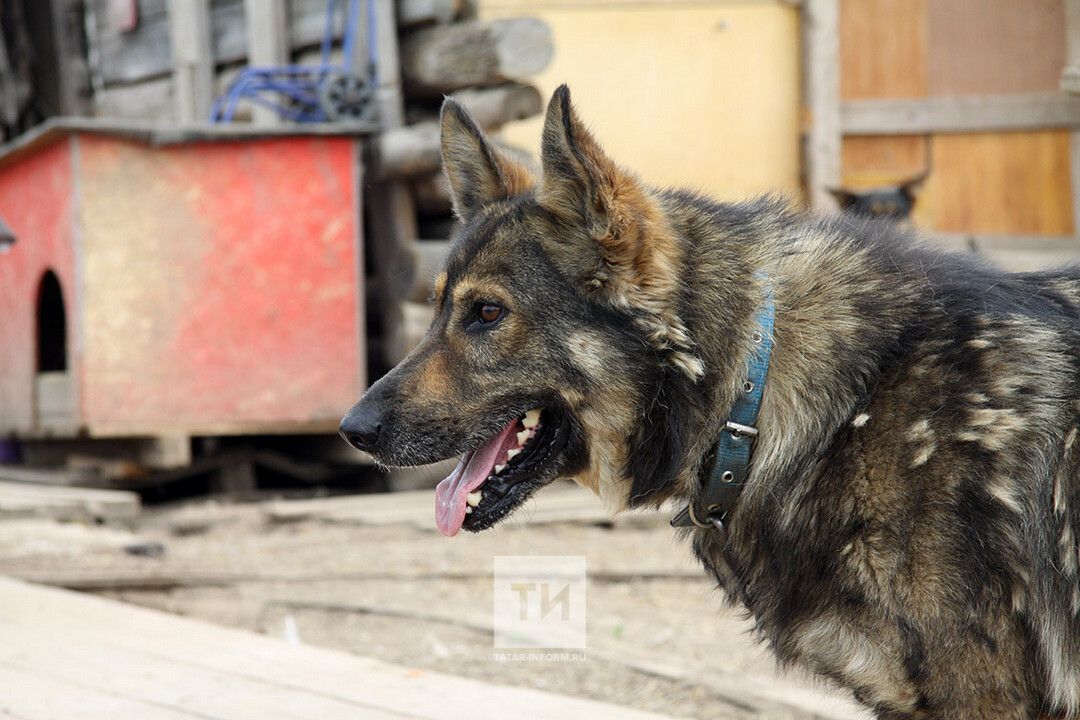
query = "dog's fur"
xmin=343 ymin=86 xmax=1080 ymax=718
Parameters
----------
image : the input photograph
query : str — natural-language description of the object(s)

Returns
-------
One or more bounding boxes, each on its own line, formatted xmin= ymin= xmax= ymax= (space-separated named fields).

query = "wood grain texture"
xmin=841 ymin=93 xmax=1080 ymax=135
xmin=926 ymin=0 xmax=1066 ymax=96
xmin=805 ymin=0 xmax=841 ymax=210
xmin=839 ymin=0 xmax=926 ymax=100
xmin=837 ymin=0 xmax=1074 ymax=237
xmin=0 ymin=575 xmax=679 ymax=719
xmin=918 ymin=131 xmax=1074 ymax=235
xmin=0 ymin=481 xmax=140 ymax=521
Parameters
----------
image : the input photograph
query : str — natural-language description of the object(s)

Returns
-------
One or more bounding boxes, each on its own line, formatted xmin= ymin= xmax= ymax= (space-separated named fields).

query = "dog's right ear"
xmin=440 ymin=99 xmax=535 ymax=222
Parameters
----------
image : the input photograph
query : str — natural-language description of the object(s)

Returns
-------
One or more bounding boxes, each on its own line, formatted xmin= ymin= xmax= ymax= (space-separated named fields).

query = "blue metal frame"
xmin=211 ymin=0 xmax=377 ymax=124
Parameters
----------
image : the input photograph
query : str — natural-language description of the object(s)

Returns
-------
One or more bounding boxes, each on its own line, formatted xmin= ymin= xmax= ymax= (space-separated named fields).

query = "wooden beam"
xmin=803 ymin=0 xmax=841 ymax=211
xmin=372 ymin=123 xmax=530 ymax=180
xmin=0 ymin=576 xmax=681 ymax=720
xmin=243 ymin=0 xmax=290 ymax=126
xmin=1066 ymin=0 xmax=1080 ymax=233
xmin=367 ymin=0 xmax=420 ymax=366
xmin=50 ymin=0 xmax=91 ymax=115
xmin=0 ymin=481 xmax=140 ymax=521
xmin=841 ymin=93 xmax=1080 ymax=135
xmin=372 ymin=85 xmax=541 ymax=179
xmin=167 ymin=0 xmax=214 ymax=122
xmin=412 ymin=173 xmax=451 ymax=215
xmin=398 ymin=0 xmax=463 ymax=29
xmin=400 ymin=18 xmax=553 ymax=97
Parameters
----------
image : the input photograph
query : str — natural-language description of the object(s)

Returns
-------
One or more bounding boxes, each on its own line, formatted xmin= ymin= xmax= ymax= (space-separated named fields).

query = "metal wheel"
xmin=318 ymin=73 xmax=377 ymax=123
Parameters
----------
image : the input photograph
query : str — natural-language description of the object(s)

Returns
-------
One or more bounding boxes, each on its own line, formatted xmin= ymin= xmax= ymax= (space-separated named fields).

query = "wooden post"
xmin=50 ymin=0 xmax=91 ymax=116
xmin=168 ymin=0 xmax=215 ymax=123
xmin=400 ymin=19 xmax=553 ymax=96
xmin=803 ymin=0 xmax=841 ymax=212
xmin=243 ymin=0 xmax=289 ymax=126
xmin=1065 ymin=0 xmax=1080 ymax=237
xmin=367 ymin=0 xmax=421 ymax=366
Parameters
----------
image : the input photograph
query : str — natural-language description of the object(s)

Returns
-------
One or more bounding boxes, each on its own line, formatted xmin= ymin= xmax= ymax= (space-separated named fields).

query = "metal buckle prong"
xmin=725 ymin=421 xmax=758 ymax=438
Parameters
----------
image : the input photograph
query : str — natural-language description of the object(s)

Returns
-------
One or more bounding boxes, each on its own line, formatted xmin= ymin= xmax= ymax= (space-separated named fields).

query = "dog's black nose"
xmin=339 ymin=403 xmax=382 ymax=453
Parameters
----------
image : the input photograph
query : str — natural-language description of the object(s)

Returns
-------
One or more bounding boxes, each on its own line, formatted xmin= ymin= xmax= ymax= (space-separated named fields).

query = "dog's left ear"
xmin=440 ymin=99 xmax=535 ymax=222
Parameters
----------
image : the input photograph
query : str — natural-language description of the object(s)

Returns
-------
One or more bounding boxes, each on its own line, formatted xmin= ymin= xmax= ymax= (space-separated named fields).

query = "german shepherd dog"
xmin=341 ymin=86 xmax=1080 ymax=719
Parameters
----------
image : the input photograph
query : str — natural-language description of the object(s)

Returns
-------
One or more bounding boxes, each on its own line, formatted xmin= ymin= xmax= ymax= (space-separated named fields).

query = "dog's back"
xmin=685 ymin=204 xmax=1080 ymax=718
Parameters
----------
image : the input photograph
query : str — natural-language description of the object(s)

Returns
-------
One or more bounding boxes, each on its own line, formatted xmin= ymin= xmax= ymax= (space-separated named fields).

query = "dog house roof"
xmin=0 ymin=116 xmax=378 ymax=171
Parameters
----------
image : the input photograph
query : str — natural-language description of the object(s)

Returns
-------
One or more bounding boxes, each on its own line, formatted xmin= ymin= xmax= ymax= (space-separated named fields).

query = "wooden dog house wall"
xmin=0 ymin=122 xmax=367 ymax=439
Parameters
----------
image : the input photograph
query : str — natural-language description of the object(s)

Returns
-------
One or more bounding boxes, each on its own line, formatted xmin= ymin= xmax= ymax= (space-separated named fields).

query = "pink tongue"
xmin=435 ymin=418 xmax=521 ymax=537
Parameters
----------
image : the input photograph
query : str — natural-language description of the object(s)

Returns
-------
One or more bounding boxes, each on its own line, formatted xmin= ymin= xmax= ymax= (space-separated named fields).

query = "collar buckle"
xmin=724 ymin=421 xmax=758 ymax=438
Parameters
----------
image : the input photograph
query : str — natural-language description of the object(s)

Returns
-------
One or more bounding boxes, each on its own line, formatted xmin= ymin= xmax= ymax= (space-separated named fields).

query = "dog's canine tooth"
xmin=522 ymin=409 xmax=541 ymax=428
xmin=516 ymin=430 xmax=530 ymax=446
xmin=507 ymin=448 xmax=521 ymax=460
xmin=466 ymin=491 xmax=482 ymax=507
xmin=494 ymin=464 xmax=507 ymax=474
xmin=465 ymin=505 xmax=472 ymax=514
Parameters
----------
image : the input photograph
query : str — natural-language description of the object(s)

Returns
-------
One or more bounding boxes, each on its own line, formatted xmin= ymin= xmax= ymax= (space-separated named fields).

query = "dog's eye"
xmin=477 ymin=304 xmax=503 ymax=325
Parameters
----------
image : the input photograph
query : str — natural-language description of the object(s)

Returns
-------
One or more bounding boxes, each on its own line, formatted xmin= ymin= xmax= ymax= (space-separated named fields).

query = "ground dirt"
xmin=0 ymin=492 xmax=868 ymax=720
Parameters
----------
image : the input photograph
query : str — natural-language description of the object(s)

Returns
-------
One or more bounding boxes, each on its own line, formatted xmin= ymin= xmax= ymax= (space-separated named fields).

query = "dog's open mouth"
xmin=434 ymin=407 xmax=570 ymax=536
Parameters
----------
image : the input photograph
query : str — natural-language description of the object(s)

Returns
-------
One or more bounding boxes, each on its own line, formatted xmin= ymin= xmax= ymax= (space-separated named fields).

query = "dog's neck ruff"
xmin=671 ymin=281 xmax=775 ymax=530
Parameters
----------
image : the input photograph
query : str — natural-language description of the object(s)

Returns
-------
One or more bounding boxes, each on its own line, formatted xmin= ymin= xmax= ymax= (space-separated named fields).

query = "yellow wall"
xmin=478 ymin=0 xmax=802 ymax=202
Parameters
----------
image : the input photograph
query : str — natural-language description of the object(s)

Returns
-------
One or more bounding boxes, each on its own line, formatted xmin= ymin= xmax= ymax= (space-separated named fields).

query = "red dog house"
xmin=0 ymin=120 xmax=367 ymax=441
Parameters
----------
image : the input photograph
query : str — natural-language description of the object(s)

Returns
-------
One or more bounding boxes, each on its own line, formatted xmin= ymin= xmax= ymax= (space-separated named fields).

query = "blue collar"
xmin=672 ymin=283 xmax=775 ymax=530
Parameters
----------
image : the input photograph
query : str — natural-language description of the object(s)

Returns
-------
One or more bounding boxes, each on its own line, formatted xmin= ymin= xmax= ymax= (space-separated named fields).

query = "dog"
xmin=341 ymin=85 xmax=1080 ymax=719
xmin=829 ymin=173 xmax=926 ymax=221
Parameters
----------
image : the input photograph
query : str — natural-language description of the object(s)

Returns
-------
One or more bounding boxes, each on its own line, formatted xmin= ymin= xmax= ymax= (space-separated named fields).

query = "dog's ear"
xmin=539 ymin=86 xmax=703 ymax=380
xmin=538 ymin=85 xmax=627 ymax=241
xmin=440 ymin=99 xmax=535 ymax=222
xmin=828 ymin=187 xmax=856 ymax=209
xmin=899 ymin=173 xmax=928 ymax=201
xmin=538 ymin=85 xmax=668 ymax=279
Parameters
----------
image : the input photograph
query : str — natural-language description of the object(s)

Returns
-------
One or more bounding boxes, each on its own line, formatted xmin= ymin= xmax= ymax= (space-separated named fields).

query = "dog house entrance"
xmin=35 ymin=270 xmax=75 ymax=431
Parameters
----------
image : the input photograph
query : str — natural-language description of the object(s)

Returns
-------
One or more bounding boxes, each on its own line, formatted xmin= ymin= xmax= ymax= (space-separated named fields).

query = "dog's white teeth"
xmin=516 ymin=429 xmax=530 ymax=445
xmin=522 ymin=409 xmax=541 ymax=428
xmin=506 ymin=448 xmax=521 ymax=461
xmin=494 ymin=464 xmax=507 ymax=475
xmin=465 ymin=505 xmax=473 ymax=514
xmin=466 ymin=491 xmax=482 ymax=507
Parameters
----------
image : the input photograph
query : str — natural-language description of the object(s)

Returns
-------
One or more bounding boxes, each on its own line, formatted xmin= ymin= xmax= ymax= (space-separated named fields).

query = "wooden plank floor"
xmin=0 ymin=481 xmax=140 ymax=521
xmin=264 ymin=482 xmax=665 ymax=530
xmin=0 ymin=576 xmax=680 ymax=720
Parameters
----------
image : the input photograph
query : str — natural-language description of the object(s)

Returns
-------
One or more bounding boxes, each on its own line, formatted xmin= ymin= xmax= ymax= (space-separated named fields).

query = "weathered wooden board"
xmin=925 ymin=0 xmax=1065 ymax=96
xmin=0 ymin=575 xmax=678 ymax=719
xmin=0 ymin=465 xmax=101 ymax=487
xmin=86 ymin=0 xmax=354 ymax=86
xmin=920 ymin=131 xmax=1074 ymax=236
xmin=839 ymin=0 xmax=926 ymax=100
xmin=842 ymin=94 xmax=1080 ymax=135
xmin=804 ymin=0 xmax=841 ymax=210
xmin=837 ymin=0 xmax=1075 ymax=237
xmin=0 ymin=481 xmax=140 ymax=521
xmin=265 ymin=482 xmax=665 ymax=530
xmin=841 ymin=134 xmax=928 ymax=188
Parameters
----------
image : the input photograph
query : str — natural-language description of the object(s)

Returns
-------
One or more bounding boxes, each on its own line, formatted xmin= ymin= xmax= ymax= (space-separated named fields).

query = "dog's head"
xmin=341 ymin=86 xmax=704 ymax=535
